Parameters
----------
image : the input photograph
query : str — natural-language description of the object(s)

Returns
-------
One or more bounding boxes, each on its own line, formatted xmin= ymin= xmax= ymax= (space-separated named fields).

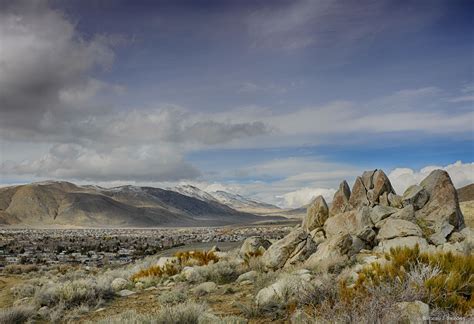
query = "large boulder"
xmin=305 ymin=233 xmax=362 ymax=269
xmin=376 ymin=219 xmax=423 ymax=241
xmin=261 ymin=228 xmax=316 ymax=270
xmin=374 ymin=236 xmax=428 ymax=253
xmin=330 ymin=181 xmax=351 ymax=216
xmin=239 ymin=236 xmax=271 ymax=257
xmin=416 ymin=170 xmax=465 ymax=244
xmin=324 ymin=207 xmax=372 ymax=237
xmin=403 ymin=185 xmax=429 ymax=210
xmin=303 ymin=196 xmax=329 ymax=232
xmin=390 ymin=204 xmax=416 ymax=222
xmin=349 ymin=177 xmax=369 ymax=209
xmin=369 ymin=205 xmax=398 ymax=224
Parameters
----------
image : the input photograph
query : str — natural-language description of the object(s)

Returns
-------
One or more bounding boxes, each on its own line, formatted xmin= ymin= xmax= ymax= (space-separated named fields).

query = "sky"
xmin=0 ymin=0 xmax=473 ymax=207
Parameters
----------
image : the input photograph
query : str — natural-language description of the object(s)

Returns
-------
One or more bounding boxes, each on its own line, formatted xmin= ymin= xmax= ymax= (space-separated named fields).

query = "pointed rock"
xmin=330 ymin=181 xmax=351 ymax=216
xmin=303 ymin=196 xmax=329 ymax=232
xmin=371 ymin=170 xmax=395 ymax=204
xmin=416 ymin=170 xmax=465 ymax=243
xmin=349 ymin=177 xmax=369 ymax=209
xmin=361 ymin=170 xmax=377 ymax=190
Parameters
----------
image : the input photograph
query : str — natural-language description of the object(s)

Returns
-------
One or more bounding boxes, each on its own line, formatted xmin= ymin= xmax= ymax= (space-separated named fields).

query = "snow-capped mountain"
xmin=170 ymin=185 xmax=281 ymax=214
xmin=171 ymin=185 xmax=219 ymax=203
xmin=211 ymin=191 xmax=281 ymax=213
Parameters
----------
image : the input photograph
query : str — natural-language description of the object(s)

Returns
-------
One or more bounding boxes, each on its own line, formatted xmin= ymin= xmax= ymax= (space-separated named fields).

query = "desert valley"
xmin=1 ymin=0 xmax=473 ymax=323
xmin=0 ymin=169 xmax=473 ymax=323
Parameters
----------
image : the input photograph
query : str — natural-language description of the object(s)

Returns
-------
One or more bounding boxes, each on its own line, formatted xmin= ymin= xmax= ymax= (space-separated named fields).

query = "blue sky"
xmin=0 ymin=0 xmax=473 ymax=206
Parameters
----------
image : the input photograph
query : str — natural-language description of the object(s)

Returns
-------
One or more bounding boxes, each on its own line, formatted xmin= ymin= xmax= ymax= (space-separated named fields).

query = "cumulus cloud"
xmin=0 ymin=0 xmax=115 ymax=133
xmin=388 ymin=161 xmax=474 ymax=194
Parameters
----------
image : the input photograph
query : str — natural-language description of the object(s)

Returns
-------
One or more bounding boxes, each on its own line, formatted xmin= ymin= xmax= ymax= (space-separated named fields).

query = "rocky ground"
xmin=0 ymin=169 xmax=473 ymax=323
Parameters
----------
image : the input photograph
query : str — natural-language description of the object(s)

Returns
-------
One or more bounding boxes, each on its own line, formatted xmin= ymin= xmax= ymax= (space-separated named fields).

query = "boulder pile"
xmin=261 ymin=169 xmax=470 ymax=271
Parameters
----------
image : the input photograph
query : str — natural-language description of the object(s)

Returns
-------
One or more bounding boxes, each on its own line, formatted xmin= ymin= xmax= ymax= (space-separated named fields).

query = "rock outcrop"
xmin=239 ymin=236 xmax=271 ymax=257
xmin=302 ymin=196 xmax=329 ymax=232
xmin=416 ymin=170 xmax=465 ymax=245
xmin=329 ymin=181 xmax=351 ymax=216
xmin=324 ymin=207 xmax=372 ymax=237
xmin=258 ymin=168 xmax=467 ymax=271
xmin=261 ymin=228 xmax=317 ymax=270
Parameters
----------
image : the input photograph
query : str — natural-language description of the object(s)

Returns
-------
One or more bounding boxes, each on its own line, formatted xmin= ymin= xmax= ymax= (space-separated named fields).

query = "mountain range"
xmin=171 ymin=185 xmax=281 ymax=214
xmin=0 ymin=181 xmax=284 ymax=228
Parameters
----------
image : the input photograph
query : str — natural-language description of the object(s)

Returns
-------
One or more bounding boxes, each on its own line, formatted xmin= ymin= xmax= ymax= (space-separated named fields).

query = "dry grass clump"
xmin=94 ymin=302 xmax=209 ymax=324
xmin=0 ymin=305 xmax=35 ymax=324
xmin=347 ymin=245 xmax=474 ymax=315
xmin=130 ymin=263 xmax=179 ymax=281
xmin=3 ymin=264 xmax=39 ymax=274
xmin=175 ymin=250 xmax=219 ymax=266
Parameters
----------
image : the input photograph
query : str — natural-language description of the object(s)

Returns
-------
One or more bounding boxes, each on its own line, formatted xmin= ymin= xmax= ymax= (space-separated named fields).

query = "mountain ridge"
xmin=0 ymin=181 xmax=284 ymax=228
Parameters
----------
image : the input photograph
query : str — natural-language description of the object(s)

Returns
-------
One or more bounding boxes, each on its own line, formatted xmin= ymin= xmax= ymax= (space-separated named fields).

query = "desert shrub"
xmin=253 ymin=271 xmax=278 ymax=293
xmin=0 ymin=305 xmax=35 ymax=324
xmin=33 ymin=276 xmax=114 ymax=310
xmin=95 ymin=302 xmax=210 ymax=324
xmin=175 ymin=250 xmax=219 ymax=267
xmin=189 ymin=261 xmax=241 ymax=284
xmin=11 ymin=283 xmax=36 ymax=299
xmin=130 ymin=263 xmax=179 ymax=281
xmin=351 ymin=245 xmax=474 ymax=314
xmin=157 ymin=290 xmax=188 ymax=304
xmin=3 ymin=264 xmax=39 ymax=274
xmin=94 ymin=310 xmax=154 ymax=324
xmin=199 ymin=314 xmax=247 ymax=324
xmin=155 ymin=301 xmax=208 ymax=323
xmin=236 ymin=301 xmax=288 ymax=321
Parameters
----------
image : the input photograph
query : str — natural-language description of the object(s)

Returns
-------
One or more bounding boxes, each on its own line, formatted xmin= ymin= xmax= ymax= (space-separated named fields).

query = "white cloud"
xmin=388 ymin=161 xmax=474 ymax=194
xmin=277 ymin=187 xmax=336 ymax=208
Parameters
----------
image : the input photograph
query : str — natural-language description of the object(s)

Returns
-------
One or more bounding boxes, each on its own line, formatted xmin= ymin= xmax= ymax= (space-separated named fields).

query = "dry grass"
xmin=130 ymin=263 xmax=179 ymax=281
xmin=0 ymin=305 xmax=35 ymax=324
xmin=349 ymin=245 xmax=474 ymax=314
xmin=175 ymin=250 xmax=220 ymax=267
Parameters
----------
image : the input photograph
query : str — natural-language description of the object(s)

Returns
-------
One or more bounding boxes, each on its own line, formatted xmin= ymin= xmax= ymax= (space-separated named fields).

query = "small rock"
xmin=111 ymin=278 xmax=129 ymax=291
xmin=117 ymin=289 xmax=136 ymax=297
xmin=38 ymin=306 xmax=49 ymax=318
xmin=388 ymin=193 xmax=403 ymax=208
xmin=135 ymin=282 xmax=144 ymax=290
xmin=395 ymin=301 xmax=429 ymax=324
xmin=236 ymin=270 xmax=258 ymax=283
xmin=193 ymin=281 xmax=217 ymax=295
